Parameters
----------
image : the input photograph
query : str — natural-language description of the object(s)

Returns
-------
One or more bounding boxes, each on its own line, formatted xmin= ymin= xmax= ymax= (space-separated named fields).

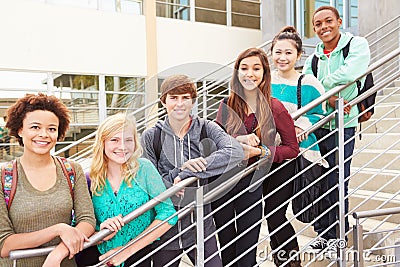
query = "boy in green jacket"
xmin=302 ymin=5 xmax=370 ymax=251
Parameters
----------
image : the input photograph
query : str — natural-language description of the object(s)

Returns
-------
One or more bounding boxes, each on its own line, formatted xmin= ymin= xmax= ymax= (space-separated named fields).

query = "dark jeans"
xmin=152 ymin=235 xmax=222 ymax=267
xmin=75 ymin=244 xmax=151 ymax=267
xmin=211 ymin=173 xmax=263 ymax=267
xmin=263 ymin=160 xmax=299 ymax=252
xmin=313 ymin=127 xmax=356 ymax=240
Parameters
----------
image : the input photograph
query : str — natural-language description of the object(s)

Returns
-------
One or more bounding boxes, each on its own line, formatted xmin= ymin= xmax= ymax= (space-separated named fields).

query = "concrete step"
xmin=285 ymin=210 xmax=398 ymax=265
xmin=355 ymin=133 xmax=400 ymax=150
xmin=381 ymin=86 xmax=400 ymax=96
xmin=350 ymin=168 xmax=400 ymax=194
xmin=352 ymin=149 xmax=400 ymax=170
xmin=372 ymin=104 xmax=400 ymax=118
xmin=376 ymin=94 xmax=400 ymax=103
xmin=361 ymin=118 xmax=400 ymax=133
xmin=394 ymin=80 xmax=400 ymax=87
xmin=349 ymin=189 xmax=400 ymax=224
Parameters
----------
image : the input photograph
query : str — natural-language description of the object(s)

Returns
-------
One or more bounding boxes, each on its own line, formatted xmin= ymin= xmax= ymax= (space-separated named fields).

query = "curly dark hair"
xmin=6 ymin=93 xmax=70 ymax=146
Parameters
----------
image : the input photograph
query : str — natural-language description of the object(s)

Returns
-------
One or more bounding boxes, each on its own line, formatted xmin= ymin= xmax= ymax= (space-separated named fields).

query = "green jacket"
xmin=303 ymin=32 xmax=371 ymax=128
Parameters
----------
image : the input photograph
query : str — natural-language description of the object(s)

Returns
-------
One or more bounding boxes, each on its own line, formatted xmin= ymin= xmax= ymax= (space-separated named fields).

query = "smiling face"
xmin=18 ymin=110 xmax=59 ymax=156
xmin=313 ymin=9 xmax=342 ymax=47
xmin=272 ymin=39 xmax=300 ymax=74
xmin=238 ymin=56 xmax=264 ymax=90
xmin=162 ymin=93 xmax=194 ymax=123
xmin=104 ymin=127 xmax=135 ymax=166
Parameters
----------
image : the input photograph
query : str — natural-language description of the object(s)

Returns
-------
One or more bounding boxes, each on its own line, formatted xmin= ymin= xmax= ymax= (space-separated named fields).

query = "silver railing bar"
xmin=364 ymin=227 xmax=400 ymax=236
xmin=353 ymin=207 xmax=400 ymax=219
xmin=8 ymin=177 xmax=198 ymax=260
xmin=292 ymin=47 xmax=400 ymax=121
xmin=364 ymin=15 xmax=399 ymax=39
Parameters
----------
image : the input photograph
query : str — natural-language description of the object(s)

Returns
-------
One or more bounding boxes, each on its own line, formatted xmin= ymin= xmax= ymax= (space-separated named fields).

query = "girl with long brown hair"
xmin=213 ymin=47 xmax=299 ymax=266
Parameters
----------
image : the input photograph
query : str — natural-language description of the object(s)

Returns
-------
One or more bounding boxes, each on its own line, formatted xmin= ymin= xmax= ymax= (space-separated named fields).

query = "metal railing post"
xmin=98 ymin=74 xmax=107 ymax=122
xmin=335 ymin=97 xmax=346 ymax=267
xmin=353 ymin=219 xmax=364 ymax=267
xmin=395 ymin=239 xmax=400 ymax=267
xmin=196 ymin=186 xmax=205 ymax=267
xmin=202 ymin=81 xmax=207 ymax=118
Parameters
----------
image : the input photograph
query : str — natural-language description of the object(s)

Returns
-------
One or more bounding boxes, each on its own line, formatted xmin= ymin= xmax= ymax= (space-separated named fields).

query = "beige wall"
xmin=0 ymin=0 xmax=261 ymax=79
xmin=261 ymin=0 xmax=288 ymax=42
xmin=358 ymin=0 xmax=399 ymax=36
xmin=0 ymin=0 xmax=147 ymax=76
xmin=157 ymin=17 xmax=262 ymax=76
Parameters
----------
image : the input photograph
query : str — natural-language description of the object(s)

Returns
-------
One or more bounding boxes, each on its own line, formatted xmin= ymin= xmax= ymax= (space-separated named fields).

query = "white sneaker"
xmin=308 ymin=237 xmax=328 ymax=251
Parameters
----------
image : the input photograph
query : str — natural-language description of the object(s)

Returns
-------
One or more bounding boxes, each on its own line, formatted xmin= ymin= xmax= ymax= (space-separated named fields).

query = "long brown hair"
xmin=226 ymin=47 xmax=272 ymax=140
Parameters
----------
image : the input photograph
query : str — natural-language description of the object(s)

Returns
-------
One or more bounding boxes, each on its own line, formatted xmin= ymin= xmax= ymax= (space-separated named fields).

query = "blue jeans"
xmin=313 ymin=127 xmax=356 ymax=240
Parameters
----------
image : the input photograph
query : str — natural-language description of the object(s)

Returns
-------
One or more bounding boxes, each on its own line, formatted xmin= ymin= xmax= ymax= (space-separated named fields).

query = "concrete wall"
xmin=0 ymin=0 xmax=147 ymax=76
xmin=358 ymin=0 xmax=399 ymax=36
xmin=157 ymin=17 xmax=261 ymax=76
xmin=261 ymin=0 xmax=288 ymax=42
xmin=0 ymin=0 xmax=262 ymax=78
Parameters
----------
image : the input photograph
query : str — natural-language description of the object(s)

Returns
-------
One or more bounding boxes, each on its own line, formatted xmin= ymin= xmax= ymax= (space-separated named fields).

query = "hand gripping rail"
xmin=8 ymin=177 xmax=198 ymax=261
xmin=8 ymin=157 xmax=264 ymax=264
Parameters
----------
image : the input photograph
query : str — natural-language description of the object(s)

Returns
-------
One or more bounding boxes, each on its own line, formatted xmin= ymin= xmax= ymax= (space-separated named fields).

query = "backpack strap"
xmin=341 ymin=37 xmax=353 ymax=59
xmin=153 ymin=127 xmax=162 ymax=161
xmin=296 ymin=74 xmax=305 ymax=109
xmin=200 ymin=121 xmax=208 ymax=140
xmin=2 ymin=160 xmax=17 ymax=210
xmin=56 ymin=156 xmax=75 ymax=200
xmin=311 ymin=55 xmax=318 ymax=77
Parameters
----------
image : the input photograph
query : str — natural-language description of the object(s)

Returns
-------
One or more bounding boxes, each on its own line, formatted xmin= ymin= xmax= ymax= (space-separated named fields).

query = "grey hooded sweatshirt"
xmin=141 ymin=115 xmax=244 ymax=250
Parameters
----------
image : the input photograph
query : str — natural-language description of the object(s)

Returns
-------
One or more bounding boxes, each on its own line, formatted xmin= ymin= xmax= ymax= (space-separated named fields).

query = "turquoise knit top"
xmin=92 ymin=158 xmax=177 ymax=263
xmin=271 ymin=71 xmax=328 ymax=166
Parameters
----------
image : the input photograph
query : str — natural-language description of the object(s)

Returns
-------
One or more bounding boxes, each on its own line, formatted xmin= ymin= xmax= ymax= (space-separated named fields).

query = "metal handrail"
xmin=291 ymin=47 xmax=400 ymax=121
xmin=364 ymin=15 xmax=400 ymax=39
xmin=8 ymin=177 xmax=198 ymax=260
xmin=353 ymin=207 xmax=400 ymax=220
xmin=8 ymin=154 xmax=270 ymax=261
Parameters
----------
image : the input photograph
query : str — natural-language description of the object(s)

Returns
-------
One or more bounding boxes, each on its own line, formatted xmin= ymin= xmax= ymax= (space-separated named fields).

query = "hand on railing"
xmin=99 ymin=215 xmax=124 ymax=241
xmin=8 ymin=177 xmax=198 ymax=261
xmin=327 ymin=95 xmax=352 ymax=114
xmin=295 ymin=126 xmax=308 ymax=143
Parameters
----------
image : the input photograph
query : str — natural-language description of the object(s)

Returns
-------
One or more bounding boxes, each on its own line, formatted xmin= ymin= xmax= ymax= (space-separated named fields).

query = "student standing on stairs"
xmin=0 ymin=93 xmax=95 ymax=267
xmin=76 ymin=114 xmax=177 ymax=267
xmin=267 ymin=26 xmax=328 ymax=266
xmin=213 ymin=47 xmax=299 ymax=267
xmin=302 ymin=5 xmax=371 ymax=251
xmin=141 ymin=74 xmax=244 ymax=267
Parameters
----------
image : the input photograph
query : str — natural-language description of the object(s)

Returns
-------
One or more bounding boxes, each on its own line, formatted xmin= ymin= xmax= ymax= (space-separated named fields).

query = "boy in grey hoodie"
xmin=141 ymin=74 xmax=244 ymax=267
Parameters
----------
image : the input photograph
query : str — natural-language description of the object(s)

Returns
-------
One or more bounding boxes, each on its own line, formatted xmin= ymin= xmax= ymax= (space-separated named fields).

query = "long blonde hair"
xmin=90 ymin=113 xmax=143 ymax=195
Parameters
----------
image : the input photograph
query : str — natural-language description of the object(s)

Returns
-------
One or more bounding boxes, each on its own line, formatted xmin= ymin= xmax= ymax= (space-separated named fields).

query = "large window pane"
xmin=195 ymin=0 xmax=226 ymax=25
xmin=156 ymin=0 xmax=190 ymax=20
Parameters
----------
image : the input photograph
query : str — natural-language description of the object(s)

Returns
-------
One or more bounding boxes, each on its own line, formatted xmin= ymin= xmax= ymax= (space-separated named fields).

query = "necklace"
xmin=275 ymin=71 xmax=298 ymax=94
xmin=279 ymin=84 xmax=288 ymax=94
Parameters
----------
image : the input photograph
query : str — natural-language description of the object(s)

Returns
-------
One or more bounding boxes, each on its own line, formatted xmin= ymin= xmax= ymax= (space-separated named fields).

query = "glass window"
xmin=350 ymin=0 xmax=358 ymax=27
xmin=156 ymin=0 xmax=190 ymax=20
xmin=231 ymin=0 xmax=260 ymax=29
xmin=120 ymin=0 xmax=142 ymax=14
xmin=195 ymin=0 xmax=226 ymax=25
